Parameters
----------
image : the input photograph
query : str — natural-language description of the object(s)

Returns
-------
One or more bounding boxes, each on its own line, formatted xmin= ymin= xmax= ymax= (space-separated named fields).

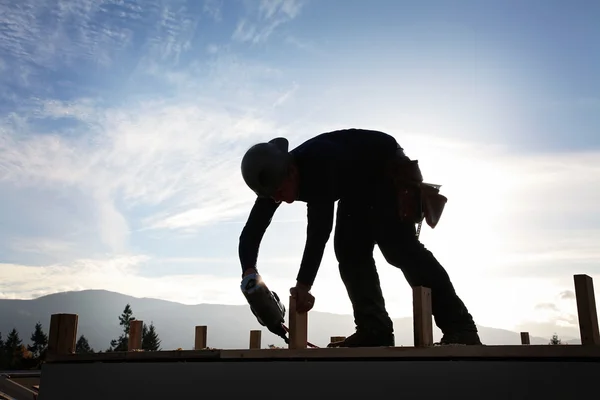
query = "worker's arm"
xmin=295 ymin=200 xmax=335 ymax=288
xmin=239 ymin=197 xmax=281 ymax=275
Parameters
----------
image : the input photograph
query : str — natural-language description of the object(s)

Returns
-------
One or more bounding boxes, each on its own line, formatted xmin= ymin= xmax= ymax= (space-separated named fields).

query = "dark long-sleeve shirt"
xmin=239 ymin=128 xmax=400 ymax=287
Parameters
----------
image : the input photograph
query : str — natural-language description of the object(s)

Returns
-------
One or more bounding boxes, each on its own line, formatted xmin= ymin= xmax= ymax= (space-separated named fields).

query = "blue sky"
xmin=1 ymin=0 xmax=599 ymax=340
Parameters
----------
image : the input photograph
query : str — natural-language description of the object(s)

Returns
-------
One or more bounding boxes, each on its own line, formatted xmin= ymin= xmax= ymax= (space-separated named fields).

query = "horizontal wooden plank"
xmin=45 ymin=344 xmax=600 ymax=363
xmin=220 ymin=344 xmax=600 ymax=359
xmin=45 ymin=349 xmax=221 ymax=363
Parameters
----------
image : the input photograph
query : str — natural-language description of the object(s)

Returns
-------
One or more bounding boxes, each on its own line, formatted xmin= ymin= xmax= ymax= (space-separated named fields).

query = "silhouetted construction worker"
xmin=238 ymin=128 xmax=481 ymax=347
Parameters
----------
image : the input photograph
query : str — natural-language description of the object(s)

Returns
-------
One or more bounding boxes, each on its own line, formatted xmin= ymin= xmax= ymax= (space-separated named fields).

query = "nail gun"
xmin=240 ymin=273 xmax=289 ymax=344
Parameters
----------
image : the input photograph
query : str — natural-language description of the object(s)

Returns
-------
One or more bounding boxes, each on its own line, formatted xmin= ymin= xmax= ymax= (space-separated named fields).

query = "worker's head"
xmin=241 ymin=137 xmax=299 ymax=204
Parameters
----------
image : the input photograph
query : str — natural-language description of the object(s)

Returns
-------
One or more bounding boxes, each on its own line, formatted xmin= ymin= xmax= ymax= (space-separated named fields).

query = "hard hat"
xmin=241 ymin=137 xmax=292 ymax=198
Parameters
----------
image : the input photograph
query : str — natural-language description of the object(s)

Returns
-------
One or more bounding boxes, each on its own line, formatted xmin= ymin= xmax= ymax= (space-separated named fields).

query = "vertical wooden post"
xmin=128 ymin=320 xmax=143 ymax=351
xmin=574 ymin=274 xmax=600 ymax=345
xmin=413 ymin=286 xmax=433 ymax=347
xmin=48 ymin=313 xmax=78 ymax=356
xmin=195 ymin=326 xmax=207 ymax=350
xmin=288 ymin=295 xmax=308 ymax=349
xmin=249 ymin=330 xmax=262 ymax=349
xmin=520 ymin=332 xmax=530 ymax=345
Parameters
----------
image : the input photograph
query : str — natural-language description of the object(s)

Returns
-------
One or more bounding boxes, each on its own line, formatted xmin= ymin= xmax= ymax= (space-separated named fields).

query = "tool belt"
xmin=387 ymin=150 xmax=447 ymax=229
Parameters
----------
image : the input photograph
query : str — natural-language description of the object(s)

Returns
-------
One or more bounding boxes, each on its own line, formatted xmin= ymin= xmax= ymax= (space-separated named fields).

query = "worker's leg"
xmin=372 ymin=186 xmax=481 ymax=345
xmin=329 ymin=199 xmax=395 ymax=347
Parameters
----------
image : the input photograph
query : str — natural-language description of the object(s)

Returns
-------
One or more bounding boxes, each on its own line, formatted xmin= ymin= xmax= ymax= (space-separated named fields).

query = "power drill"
xmin=240 ymin=273 xmax=289 ymax=344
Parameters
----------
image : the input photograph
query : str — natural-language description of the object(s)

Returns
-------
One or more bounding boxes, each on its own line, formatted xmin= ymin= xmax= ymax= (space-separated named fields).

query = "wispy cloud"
xmin=0 ymin=0 xmax=136 ymax=75
xmin=203 ymin=0 xmax=223 ymax=22
xmin=0 ymin=0 xmax=303 ymax=270
xmin=9 ymin=237 xmax=74 ymax=255
xmin=1 ymin=97 xmax=282 ymax=251
xmin=232 ymin=0 xmax=304 ymax=44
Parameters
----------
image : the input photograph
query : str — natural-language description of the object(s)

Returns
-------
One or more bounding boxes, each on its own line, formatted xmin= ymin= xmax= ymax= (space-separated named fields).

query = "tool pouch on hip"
xmin=389 ymin=157 xmax=447 ymax=228
xmin=390 ymin=158 xmax=425 ymax=224
xmin=397 ymin=184 xmax=424 ymax=224
xmin=420 ymin=184 xmax=447 ymax=229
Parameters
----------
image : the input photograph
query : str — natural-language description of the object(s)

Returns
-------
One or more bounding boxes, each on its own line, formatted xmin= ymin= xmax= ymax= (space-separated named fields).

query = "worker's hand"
xmin=290 ymin=282 xmax=315 ymax=313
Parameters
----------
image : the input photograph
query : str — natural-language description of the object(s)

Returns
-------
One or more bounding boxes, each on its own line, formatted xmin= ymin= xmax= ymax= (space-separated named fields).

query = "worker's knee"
xmin=379 ymin=236 xmax=428 ymax=268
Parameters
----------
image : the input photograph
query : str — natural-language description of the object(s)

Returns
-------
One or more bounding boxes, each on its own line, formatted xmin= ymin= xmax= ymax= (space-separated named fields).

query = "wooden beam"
xmin=128 ymin=320 xmax=143 ymax=351
xmin=48 ymin=313 xmax=78 ymax=356
xmin=574 ymin=274 xmax=600 ymax=345
xmin=520 ymin=332 xmax=530 ymax=345
xmin=45 ymin=344 xmax=600 ymax=363
xmin=413 ymin=286 xmax=433 ymax=347
xmin=249 ymin=330 xmax=262 ymax=349
xmin=0 ymin=375 xmax=39 ymax=400
xmin=195 ymin=326 xmax=207 ymax=350
xmin=288 ymin=295 xmax=308 ymax=349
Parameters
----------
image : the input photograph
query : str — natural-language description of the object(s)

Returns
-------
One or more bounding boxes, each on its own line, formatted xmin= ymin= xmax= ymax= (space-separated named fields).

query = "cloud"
xmin=560 ymin=290 xmax=576 ymax=300
xmin=0 ymin=0 xmax=305 ymax=273
xmin=515 ymin=295 xmax=581 ymax=340
xmin=0 ymin=0 xmax=136 ymax=75
xmin=0 ymin=0 xmax=208 ymax=98
xmin=203 ymin=0 xmax=223 ymax=22
xmin=0 ymin=255 xmax=295 ymax=306
xmin=535 ymin=303 xmax=559 ymax=312
xmin=9 ymin=237 xmax=74 ymax=255
xmin=0 ymin=97 xmax=283 ymax=251
xmin=232 ymin=0 xmax=304 ymax=44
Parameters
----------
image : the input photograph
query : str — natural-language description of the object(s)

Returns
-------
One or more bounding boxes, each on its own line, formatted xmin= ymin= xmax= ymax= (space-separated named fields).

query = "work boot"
xmin=436 ymin=330 xmax=483 ymax=346
xmin=327 ymin=328 xmax=395 ymax=348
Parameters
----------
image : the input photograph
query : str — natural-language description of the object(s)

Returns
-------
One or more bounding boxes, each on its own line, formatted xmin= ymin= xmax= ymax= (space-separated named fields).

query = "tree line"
xmin=0 ymin=303 xmax=162 ymax=370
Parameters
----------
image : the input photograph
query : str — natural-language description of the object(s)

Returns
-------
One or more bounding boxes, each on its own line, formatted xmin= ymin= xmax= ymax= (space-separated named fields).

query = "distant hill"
xmin=0 ymin=290 xmax=579 ymax=350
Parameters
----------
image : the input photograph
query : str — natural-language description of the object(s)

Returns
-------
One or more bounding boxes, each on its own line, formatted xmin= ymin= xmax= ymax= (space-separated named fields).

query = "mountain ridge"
xmin=0 ymin=289 xmax=580 ymax=350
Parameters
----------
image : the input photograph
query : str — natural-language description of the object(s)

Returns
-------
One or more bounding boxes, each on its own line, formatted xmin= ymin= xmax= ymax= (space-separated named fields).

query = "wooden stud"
xmin=520 ymin=332 xmax=530 ymax=345
xmin=288 ymin=295 xmax=308 ymax=349
xmin=249 ymin=330 xmax=262 ymax=349
xmin=330 ymin=336 xmax=346 ymax=343
xmin=413 ymin=286 xmax=433 ymax=347
xmin=128 ymin=320 xmax=143 ymax=351
xmin=195 ymin=326 xmax=207 ymax=350
xmin=48 ymin=313 xmax=78 ymax=356
xmin=574 ymin=274 xmax=600 ymax=345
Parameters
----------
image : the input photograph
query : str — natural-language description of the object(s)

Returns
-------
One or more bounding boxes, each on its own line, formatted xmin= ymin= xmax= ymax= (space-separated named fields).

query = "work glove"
xmin=289 ymin=282 xmax=315 ymax=313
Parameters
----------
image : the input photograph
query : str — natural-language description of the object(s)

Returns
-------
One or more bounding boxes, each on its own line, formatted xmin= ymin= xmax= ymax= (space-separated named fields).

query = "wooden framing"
xmin=413 ymin=286 xmax=433 ymax=347
xmin=44 ymin=344 xmax=600 ymax=363
xmin=128 ymin=320 xmax=143 ymax=351
xmin=574 ymin=274 xmax=600 ymax=345
xmin=43 ymin=273 xmax=600 ymax=363
xmin=249 ymin=330 xmax=261 ymax=349
xmin=47 ymin=313 xmax=78 ymax=356
xmin=194 ymin=326 xmax=207 ymax=350
xmin=288 ymin=295 xmax=308 ymax=349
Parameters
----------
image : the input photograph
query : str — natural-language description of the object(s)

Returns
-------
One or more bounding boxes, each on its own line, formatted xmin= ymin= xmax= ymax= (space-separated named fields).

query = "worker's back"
xmin=290 ymin=128 xmax=400 ymax=202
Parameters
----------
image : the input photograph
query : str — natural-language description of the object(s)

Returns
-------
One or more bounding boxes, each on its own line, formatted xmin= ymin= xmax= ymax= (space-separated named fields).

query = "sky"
xmin=0 ymin=0 xmax=599 ymax=341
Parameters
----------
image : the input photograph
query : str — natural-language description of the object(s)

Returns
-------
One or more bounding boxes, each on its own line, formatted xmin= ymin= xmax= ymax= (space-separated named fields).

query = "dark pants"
xmin=333 ymin=176 xmax=477 ymax=335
